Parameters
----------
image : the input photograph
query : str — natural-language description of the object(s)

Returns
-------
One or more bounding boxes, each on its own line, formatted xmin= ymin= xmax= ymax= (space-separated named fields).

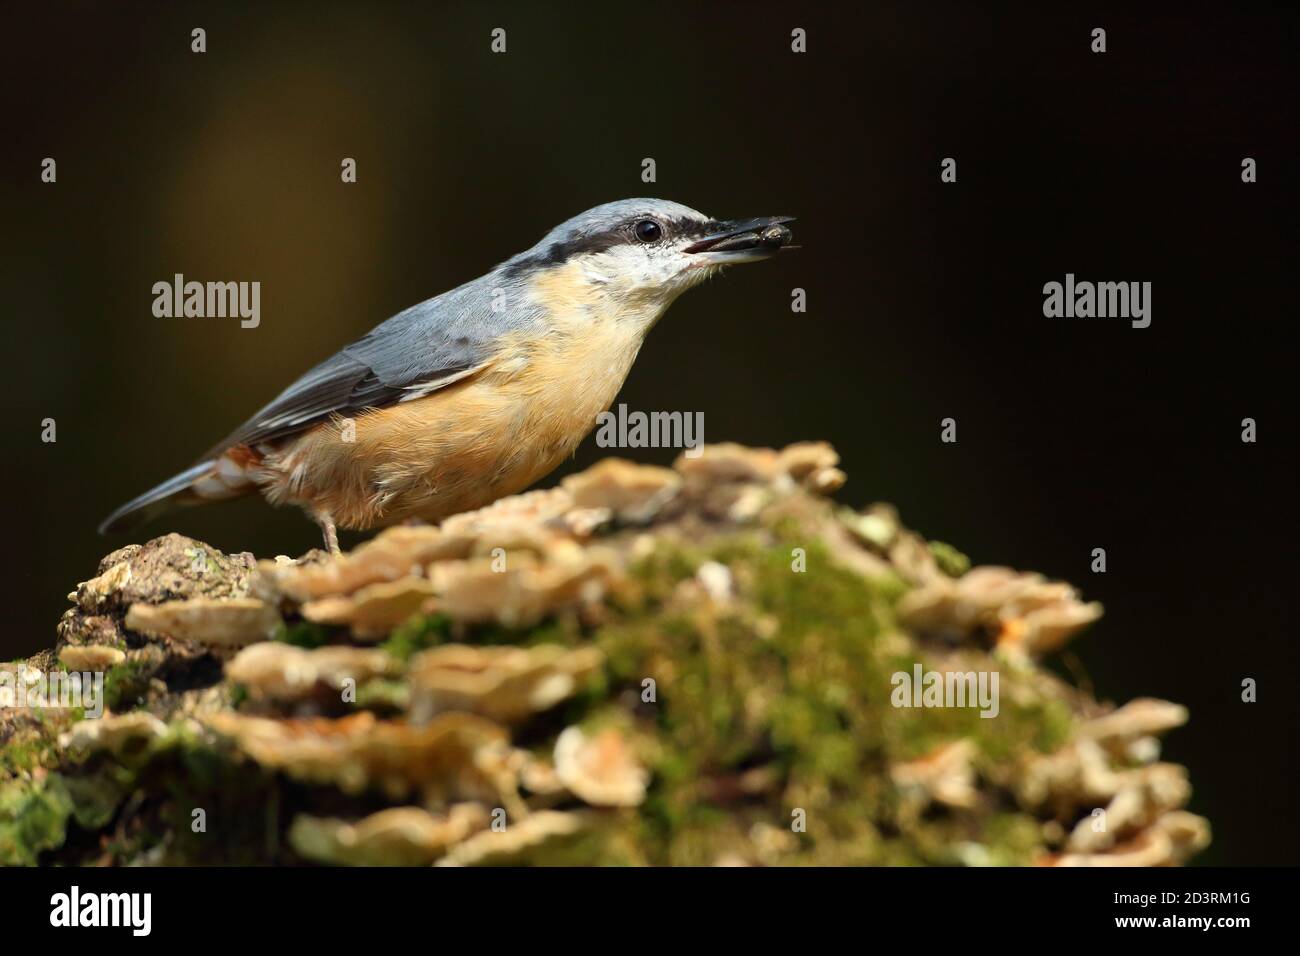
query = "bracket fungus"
xmin=408 ymin=644 xmax=604 ymax=724
xmin=2 ymin=442 xmax=1208 ymax=866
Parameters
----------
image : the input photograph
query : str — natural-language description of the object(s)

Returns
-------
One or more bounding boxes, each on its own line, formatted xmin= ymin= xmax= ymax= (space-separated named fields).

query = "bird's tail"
xmin=98 ymin=460 xmax=227 ymax=535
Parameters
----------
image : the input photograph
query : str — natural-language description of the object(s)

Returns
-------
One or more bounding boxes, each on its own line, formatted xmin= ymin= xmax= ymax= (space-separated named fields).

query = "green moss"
xmin=0 ymin=711 xmax=76 ymax=780
xmin=380 ymin=613 xmax=453 ymax=661
xmin=103 ymin=660 xmax=154 ymax=712
xmin=0 ymin=758 xmax=136 ymax=864
xmin=157 ymin=738 xmax=286 ymax=865
xmin=1024 ymin=696 xmax=1075 ymax=754
xmin=2 ymin=712 xmax=300 ymax=865
xmin=61 ymin=768 xmax=134 ymax=831
xmin=353 ymin=678 xmax=409 ymax=712
xmin=274 ymin=619 xmax=333 ymax=649
xmin=581 ymin=535 xmax=899 ymax=863
xmin=524 ymin=528 xmax=1069 ymax=865
xmin=0 ymin=778 xmax=73 ymax=865
xmin=1 ymin=738 xmax=52 ymax=778
xmin=928 ymin=540 xmax=971 ymax=577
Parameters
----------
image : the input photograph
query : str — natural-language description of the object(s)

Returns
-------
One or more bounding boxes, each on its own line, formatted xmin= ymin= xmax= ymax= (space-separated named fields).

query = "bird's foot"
xmin=315 ymin=511 xmax=341 ymax=556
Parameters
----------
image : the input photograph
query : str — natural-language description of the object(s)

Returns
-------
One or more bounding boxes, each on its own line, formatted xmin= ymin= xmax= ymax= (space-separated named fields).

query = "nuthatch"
xmin=100 ymin=199 xmax=795 ymax=552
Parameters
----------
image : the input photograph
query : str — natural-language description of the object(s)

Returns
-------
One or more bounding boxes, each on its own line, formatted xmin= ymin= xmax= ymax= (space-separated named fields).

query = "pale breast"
xmin=261 ymin=312 xmax=647 ymax=529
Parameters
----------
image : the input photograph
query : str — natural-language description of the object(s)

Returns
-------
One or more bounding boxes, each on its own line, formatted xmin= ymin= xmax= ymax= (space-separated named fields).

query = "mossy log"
xmin=0 ymin=443 xmax=1209 ymax=866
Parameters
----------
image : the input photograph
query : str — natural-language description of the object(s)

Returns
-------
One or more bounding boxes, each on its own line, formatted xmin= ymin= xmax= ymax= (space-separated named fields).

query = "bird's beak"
xmin=683 ymin=216 xmax=796 ymax=263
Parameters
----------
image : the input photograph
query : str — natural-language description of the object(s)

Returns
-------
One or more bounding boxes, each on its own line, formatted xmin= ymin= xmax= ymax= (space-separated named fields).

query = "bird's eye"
xmin=633 ymin=219 xmax=663 ymax=243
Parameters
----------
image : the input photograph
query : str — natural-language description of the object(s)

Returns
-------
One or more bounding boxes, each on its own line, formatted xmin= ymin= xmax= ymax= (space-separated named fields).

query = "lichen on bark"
xmin=0 ymin=443 xmax=1209 ymax=866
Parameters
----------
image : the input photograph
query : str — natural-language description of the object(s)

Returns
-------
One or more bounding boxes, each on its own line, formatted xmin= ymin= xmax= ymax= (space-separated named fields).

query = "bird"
xmin=99 ymin=198 xmax=795 ymax=553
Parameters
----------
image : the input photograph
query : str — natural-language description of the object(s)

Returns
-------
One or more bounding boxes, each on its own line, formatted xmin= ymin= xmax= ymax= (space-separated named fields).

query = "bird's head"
xmin=504 ymin=198 xmax=795 ymax=326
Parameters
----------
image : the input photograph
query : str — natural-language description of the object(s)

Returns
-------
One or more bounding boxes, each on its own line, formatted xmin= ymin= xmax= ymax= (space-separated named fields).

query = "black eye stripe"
xmin=500 ymin=214 xmax=713 ymax=278
xmin=629 ymin=215 xmax=718 ymax=242
xmin=672 ymin=217 xmax=715 ymax=238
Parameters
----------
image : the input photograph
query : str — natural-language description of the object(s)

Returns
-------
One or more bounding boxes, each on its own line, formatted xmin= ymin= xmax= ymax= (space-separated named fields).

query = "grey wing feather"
xmin=203 ymin=280 xmax=534 ymax=457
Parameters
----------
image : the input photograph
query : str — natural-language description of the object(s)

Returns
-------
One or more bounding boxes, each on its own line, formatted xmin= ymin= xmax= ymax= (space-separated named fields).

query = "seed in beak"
xmin=760 ymin=224 xmax=792 ymax=247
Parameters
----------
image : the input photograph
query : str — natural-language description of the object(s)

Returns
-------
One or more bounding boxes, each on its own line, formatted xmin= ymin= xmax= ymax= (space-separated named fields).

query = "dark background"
xmin=2 ymin=2 xmax=1296 ymax=864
